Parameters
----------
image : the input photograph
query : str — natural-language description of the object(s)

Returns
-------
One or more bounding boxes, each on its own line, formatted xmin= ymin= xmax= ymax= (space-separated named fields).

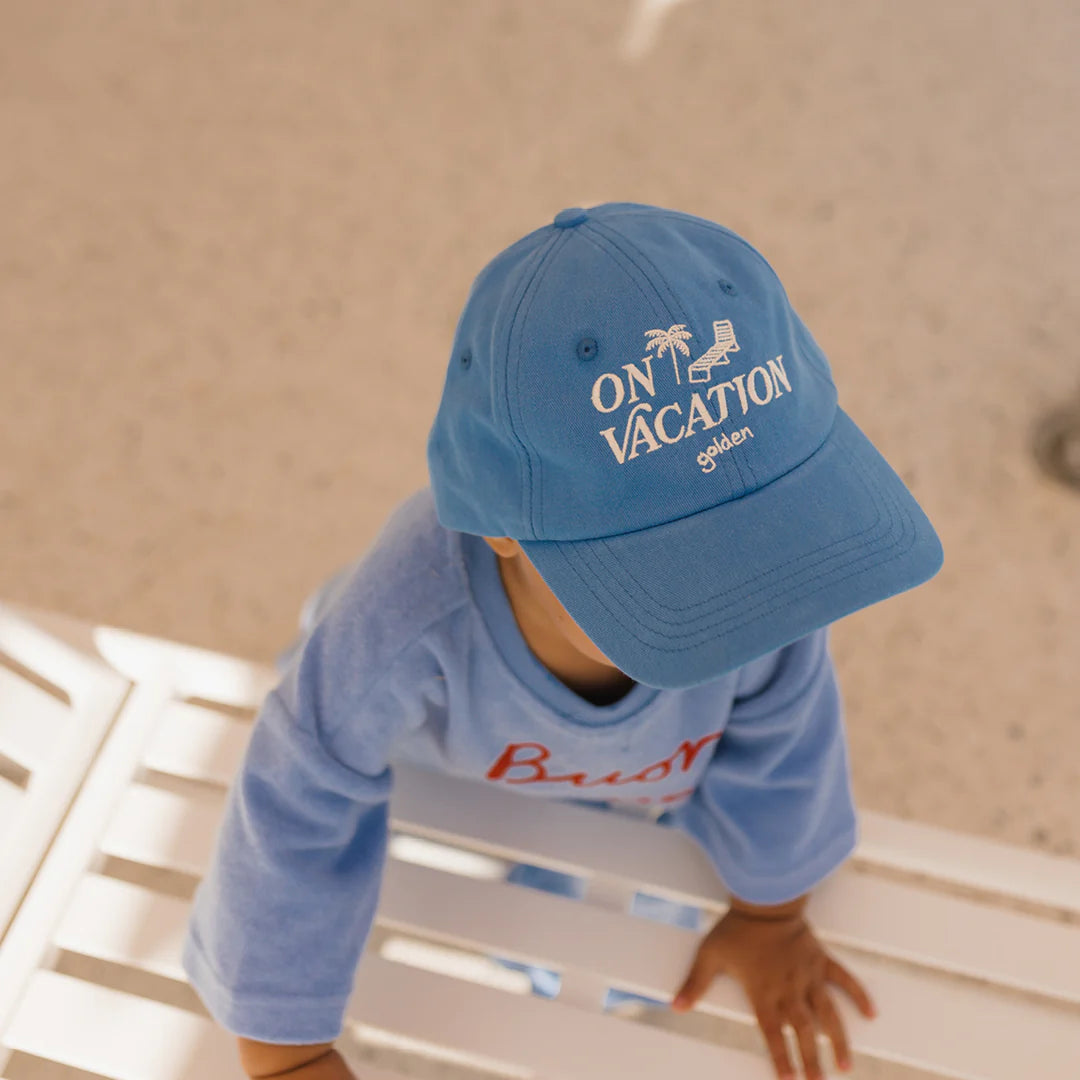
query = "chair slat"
xmin=335 ymin=1065 xmax=427 ymax=1080
xmin=6 ymin=604 xmax=278 ymax=711
xmin=142 ymin=701 xmax=250 ymax=786
xmin=0 ymin=776 xmax=21 ymax=824
xmin=351 ymin=953 xmax=772 ymax=1080
xmin=0 ymin=667 xmax=71 ymax=773
xmin=54 ymin=874 xmax=191 ymax=980
xmin=0 ymin=605 xmax=126 ymax=712
xmin=0 ymin=778 xmax=25 ymax=882
xmin=392 ymin=765 xmax=724 ymax=900
xmin=91 ymin=627 xmax=276 ymax=709
xmin=859 ymin=809 xmax=1080 ymax=915
xmin=4 ymin=970 xmax=238 ymax=1080
xmin=808 ymin=869 xmax=1080 ymax=1005
xmin=100 ymin=783 xmax=224 ymax=877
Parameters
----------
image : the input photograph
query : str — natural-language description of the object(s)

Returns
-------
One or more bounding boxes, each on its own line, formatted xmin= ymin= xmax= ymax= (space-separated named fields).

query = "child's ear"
xmin=482 ymin=536 xmax=521 ymax=559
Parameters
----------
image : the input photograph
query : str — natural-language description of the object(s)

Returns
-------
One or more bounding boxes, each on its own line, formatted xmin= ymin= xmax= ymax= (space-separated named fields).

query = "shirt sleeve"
xmin=181 ymin=620 xmax=410 ymax=1045
xmin=663 ymin=628 xmax=858 ymax=906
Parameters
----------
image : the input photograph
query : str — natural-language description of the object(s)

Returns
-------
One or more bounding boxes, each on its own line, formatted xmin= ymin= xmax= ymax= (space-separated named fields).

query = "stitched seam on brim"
xmin=583 ymin=455 xmax=913 ymax=648
xmin=584 ymin=430 xmax=892 ymax=621
xmin=542 ymin=449 xmax=916 ymax=653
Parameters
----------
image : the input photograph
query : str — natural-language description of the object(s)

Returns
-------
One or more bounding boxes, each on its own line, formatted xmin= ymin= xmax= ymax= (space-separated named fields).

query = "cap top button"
xmin=554 ymin=207 xmax=588 ymax=229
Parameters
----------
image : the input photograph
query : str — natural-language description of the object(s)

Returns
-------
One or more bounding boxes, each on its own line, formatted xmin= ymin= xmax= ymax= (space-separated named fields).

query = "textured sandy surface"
xmin=1 ymin=0 xmax=1078 ymax=893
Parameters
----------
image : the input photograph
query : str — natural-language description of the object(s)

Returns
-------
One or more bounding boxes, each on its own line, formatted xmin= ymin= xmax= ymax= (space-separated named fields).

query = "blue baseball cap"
xmin=427 ymin=203 xmax=943 ymax=688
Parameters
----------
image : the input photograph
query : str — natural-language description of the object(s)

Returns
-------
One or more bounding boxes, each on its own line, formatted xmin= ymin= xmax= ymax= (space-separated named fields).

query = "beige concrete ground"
xmin=1 ymin=0 xmax=1078 ymax=865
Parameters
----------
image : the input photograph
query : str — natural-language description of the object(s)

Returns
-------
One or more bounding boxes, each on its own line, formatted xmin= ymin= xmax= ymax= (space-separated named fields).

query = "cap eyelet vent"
xmin=460 ymin=351 xmax=472 ymax=369
xmin=576 ymin=337 xmax=599 ymax=361
xmin=717 ymin=279 xmax=738 ymax=296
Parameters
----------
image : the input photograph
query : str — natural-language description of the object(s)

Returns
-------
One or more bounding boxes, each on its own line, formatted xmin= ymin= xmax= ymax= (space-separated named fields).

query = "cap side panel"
xmin=600 ymin=205 xmax=783 ymax=284
xmin=588 ymin=219 xmax=692 ymax=327
xmin=574 ymin=227 xmax=677 ymax=321
xmin=503 ymin=229 xmax=572 ymax=540
xmin=648 ymin=213 xmax=837 ymax=396
xmin=428 ymin=227 xmax=558 ymax=537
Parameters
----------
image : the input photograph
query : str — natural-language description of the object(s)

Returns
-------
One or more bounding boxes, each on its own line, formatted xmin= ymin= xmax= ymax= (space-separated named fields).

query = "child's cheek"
xmin=559 ymin=607 xmax=611 ymax=663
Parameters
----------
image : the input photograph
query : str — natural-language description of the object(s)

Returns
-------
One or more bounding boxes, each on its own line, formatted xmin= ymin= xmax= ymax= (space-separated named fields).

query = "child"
xmin=182 ymin=203 xmax=943 ymax=1080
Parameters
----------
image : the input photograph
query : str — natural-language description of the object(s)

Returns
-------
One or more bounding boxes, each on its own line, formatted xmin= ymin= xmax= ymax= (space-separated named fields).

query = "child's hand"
xmin=671 ymin=909 xmax=876 ymax=1080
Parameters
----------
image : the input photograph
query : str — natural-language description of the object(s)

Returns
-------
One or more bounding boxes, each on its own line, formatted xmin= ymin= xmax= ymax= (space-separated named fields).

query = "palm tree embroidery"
xmin=644 ymin=324 xmax=693 ymax=385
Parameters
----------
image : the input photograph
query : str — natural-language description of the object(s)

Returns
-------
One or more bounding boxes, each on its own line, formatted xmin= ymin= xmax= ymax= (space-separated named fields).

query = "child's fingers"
xmin=825 ymin=957 xmax=877 ymax=1018
xmin=754 ymin=1004 xmax=797 ymax=1080
xmin=671 ymin=946 xmax=724 ymax=1011
xmin=788 ymin=1001 xmax=824 ymax=1080
xmin=810 ymin=985 xmax=852 ymax=1072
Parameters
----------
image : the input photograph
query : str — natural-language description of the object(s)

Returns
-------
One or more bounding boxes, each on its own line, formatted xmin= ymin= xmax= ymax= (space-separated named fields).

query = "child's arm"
xmin=663 ymin=627 xmax=858 ymax=907
xmin=236 ymin=1038 xmax=355 ymax=1079
xmin=180 ymin=594 xmax=437 ymax=1053
xmin=185 ymin=496 xmax=455 ymax=1058
xmin=662 ymin=628 xmax=873 ymax=1079
xmin=181 ymin=681 xmax=394 ymax=1047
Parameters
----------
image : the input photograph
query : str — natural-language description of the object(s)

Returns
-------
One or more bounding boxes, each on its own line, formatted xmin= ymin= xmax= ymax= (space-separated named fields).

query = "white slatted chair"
xmin=0 ymin=609 xmax=129 ymax=943
xmin=2 ymin=603 xmax=1080 ymax=1080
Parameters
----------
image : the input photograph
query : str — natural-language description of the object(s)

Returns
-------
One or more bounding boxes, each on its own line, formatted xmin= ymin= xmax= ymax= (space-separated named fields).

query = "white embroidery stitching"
xmin=644 ymin=324 xmax=693 ymax=385
xmin=688 ymin=319 xmax=739 ymax=382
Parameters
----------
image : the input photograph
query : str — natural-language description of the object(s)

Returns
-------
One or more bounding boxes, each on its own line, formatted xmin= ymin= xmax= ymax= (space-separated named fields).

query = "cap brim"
xmin=521 ymin=409 xmax=943 ymax=688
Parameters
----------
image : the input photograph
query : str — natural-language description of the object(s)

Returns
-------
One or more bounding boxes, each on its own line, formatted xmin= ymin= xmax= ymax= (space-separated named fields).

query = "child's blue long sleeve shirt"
xmin=182 ymin=488 xmax=858 ymax=1044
